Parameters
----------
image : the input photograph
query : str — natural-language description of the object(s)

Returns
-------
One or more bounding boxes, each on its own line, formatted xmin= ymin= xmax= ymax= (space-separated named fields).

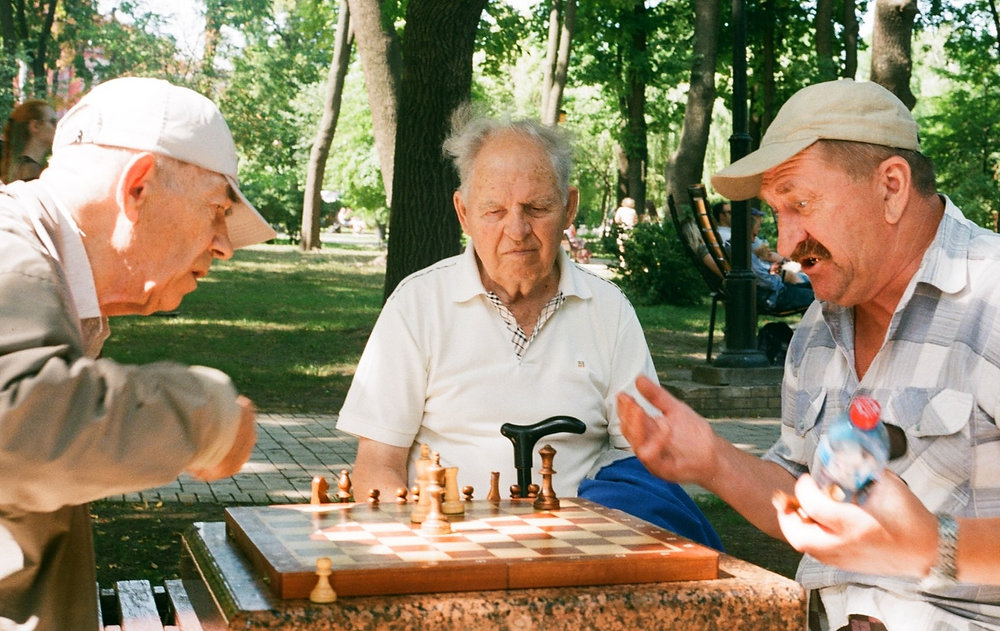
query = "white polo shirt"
xmin=337 ymin=245 xmax=657 ymax=497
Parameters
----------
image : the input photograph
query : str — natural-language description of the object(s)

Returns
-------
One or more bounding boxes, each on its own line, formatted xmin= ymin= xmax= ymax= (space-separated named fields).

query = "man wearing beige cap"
xmin=0 ymin=77 xmax=276 ymax=630
xmin=618 ymin=79 xmax=1000 ymax=629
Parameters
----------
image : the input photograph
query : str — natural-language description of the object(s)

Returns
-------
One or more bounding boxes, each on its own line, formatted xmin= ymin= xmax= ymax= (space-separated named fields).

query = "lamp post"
xmin=712 ymin=0 xmax=769 ymax=368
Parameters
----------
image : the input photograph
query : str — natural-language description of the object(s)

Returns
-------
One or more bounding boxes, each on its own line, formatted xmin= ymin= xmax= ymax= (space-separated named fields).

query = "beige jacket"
xmin=0 ymin=182 xmax=242 ymax=631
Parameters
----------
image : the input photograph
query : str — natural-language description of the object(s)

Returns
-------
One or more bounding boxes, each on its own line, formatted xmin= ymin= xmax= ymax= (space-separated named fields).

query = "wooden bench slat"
xmin=163 ymin=579 xmax=204 ymax=631
xmin=114 ymin=580 xmax=164 ymax=631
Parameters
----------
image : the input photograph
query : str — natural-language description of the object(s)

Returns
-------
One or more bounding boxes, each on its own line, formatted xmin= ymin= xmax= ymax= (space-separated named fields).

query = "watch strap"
xmin=920 ymin=513 xmax=958 ymax=590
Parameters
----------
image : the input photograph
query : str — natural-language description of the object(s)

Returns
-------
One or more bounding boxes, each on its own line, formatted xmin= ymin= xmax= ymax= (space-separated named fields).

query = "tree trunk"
xmin=302 ymin=1 xmax=353 ymax=251
xmin=382 ymin=0 xmax=486 ymax=300
xmin=540 ymin=0 xmax=559 ymax=122
xmin=665 ymin=0 xmax=719 ymax=205
xmin=0 ymin=0 xmax=16 ymax=113
xmin=841 ymin=0 xmax=859 ymax=78
xmin=815 ymin=0 xmax=836 ymax=80
xmin=870 ymin=0 xmax=917 ymax=109
xmin=199 ymin=1 xmax=223 ymax=92
xmin=345 ymin=0 xmax=402 ymax=204
xmin=540 ymin=0 xmax=575 ymax=126
xmin=619 ymin=0 xmax=648 ymax=213
xmin=28 ymin=0 xmax=57 ymax=96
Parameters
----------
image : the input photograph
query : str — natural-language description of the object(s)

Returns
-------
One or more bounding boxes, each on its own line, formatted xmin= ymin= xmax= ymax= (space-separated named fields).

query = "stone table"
xmin=179 ymin=521 xmax=807 ymax=630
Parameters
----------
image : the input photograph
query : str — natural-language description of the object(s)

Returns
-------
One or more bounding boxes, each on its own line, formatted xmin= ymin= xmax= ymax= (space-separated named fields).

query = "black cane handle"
xmin=500 ymin=416 xmax=586 ymax=497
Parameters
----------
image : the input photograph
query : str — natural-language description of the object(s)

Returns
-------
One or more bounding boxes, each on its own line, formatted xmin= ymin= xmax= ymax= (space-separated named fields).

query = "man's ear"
xmin=453 ymin=190 xmax=469 ymax=233
xmin=879 ymin=155 xmax=911 ymax=225
xmin=116 ymin=152 xmax=157 ymax=223
xmin=565 ymin=187 xmax=580 ymax=229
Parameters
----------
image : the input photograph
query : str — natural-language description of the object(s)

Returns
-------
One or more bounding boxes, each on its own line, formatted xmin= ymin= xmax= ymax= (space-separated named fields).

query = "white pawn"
xmin=310 ymin=556 xmax=337 ymax=603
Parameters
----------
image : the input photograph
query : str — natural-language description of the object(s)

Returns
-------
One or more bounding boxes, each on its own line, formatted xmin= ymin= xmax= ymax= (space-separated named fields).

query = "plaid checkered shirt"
xmin=765 ymin=197 xmax=1000 ymax=628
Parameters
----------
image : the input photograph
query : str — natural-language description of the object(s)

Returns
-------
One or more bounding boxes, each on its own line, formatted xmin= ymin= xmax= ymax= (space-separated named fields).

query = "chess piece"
xmin=337 ymin=469 xmax=353 ymax=503
xmin=415 ymin=443 xmax=432 ymax=482
xmin=462 ymin=486 xmax=474 ymax=502
xmin=487 ymin=471 xmax=501 ymax=503
xmin=527 ymin=483 xmax=539 ymax=499
xmin=533 ymin=444 xmax=560 ymax=511
xmin=368 ymin=489 xmax=380 ymax=505
xmin=410 ymin=480 xmax=430 ymax=524
xmin=309 ymin=557 xmax=337 ymax=603
xmin=509 ymin=484 xmax=521 ymax=500
xmin=310 ymin=476 xmax=330 ymax=504
xmin=442 ymin=466 xmax=464 ymax=516
xmin=420 ymin=454 xmax=452 ymax=535
xmin=395 ymin=487 xmax=408 ymax=504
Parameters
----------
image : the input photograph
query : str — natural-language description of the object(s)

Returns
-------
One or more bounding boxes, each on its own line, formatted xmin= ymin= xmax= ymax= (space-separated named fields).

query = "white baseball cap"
xmin=53 ymin=77 xmax=276 ymax=249
xmin=711 ymin=80 xmax=920 ymax=201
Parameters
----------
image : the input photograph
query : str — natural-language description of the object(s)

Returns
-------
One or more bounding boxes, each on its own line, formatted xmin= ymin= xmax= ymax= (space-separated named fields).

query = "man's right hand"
xmin=188 ymin=395 xmax=257 ymax=481
xmin=616 ymin=376 xmax=721 ymax=485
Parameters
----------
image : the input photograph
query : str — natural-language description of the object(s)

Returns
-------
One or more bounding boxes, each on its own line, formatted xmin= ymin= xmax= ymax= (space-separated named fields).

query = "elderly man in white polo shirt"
xmin=336 ymin=108 xmax=719 ymax=547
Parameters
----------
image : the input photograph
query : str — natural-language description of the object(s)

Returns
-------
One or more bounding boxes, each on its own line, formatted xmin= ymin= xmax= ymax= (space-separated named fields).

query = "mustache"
xmin=790 ymin=239 xmax=831 ymax=262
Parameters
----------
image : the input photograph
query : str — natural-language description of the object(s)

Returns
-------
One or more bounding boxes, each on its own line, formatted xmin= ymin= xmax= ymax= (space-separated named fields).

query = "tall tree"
xmin=345 ymin=0 xmax=402 ymax=205
xmin=540 ymin=0 xmax=575 ymax=126
xmin=870 ymin=0 xmax=917 ymax=109
xmin=665 ymin=0 xmax=720 ymax=205
xmin=841 ymin=0 xmax=860 ymax=79
xmin=302 ymin=1 xmax=353 ymax=251
xmin=382 ymin=0 xmax=486 ymax=299
xmin=617 ymin=0 xmax=649 ymax=212
xmin=0 ymin=0 xmax=58 ymax=100
xmin=815 ymin=0 xmax=836 ymax=80
xmin=219 ymin=0 xmax=336 ymax=237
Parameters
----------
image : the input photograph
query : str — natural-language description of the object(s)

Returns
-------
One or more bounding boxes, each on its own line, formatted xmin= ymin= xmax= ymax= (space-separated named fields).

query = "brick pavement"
xmin=105 ymin=413 xmax=781 ymax=504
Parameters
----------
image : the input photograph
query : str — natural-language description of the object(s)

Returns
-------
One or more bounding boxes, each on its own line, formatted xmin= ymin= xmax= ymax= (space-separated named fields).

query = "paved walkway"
xmin=105 ymin=414 xmax=782 ymax=504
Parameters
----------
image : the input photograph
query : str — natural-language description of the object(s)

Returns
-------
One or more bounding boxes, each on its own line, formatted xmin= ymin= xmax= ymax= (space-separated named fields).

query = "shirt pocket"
xmin=787 ymin=388 xmax=827 ymax=437
xmin=889 ymin=387 xmax=971 ymax=439
xmin=887 ymin=388 xmax=973 ymax=510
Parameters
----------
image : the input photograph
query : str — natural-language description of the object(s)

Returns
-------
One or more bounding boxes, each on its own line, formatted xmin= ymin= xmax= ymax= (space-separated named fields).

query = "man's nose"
xmin=213 ymin=226 xmax=235 ymax=260
xmin=504 ymin=207 xmax=532 ymax=240
xmin=775 ymin=215 xmax=804 ymax=258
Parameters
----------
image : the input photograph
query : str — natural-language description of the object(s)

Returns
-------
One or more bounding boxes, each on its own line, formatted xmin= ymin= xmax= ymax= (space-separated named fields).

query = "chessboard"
xmin=225 ymin=498 xmax=719 ymax=600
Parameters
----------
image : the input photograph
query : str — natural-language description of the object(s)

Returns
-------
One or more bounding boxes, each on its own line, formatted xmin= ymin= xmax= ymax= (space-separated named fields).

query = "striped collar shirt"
xmin=766 ymin=196 xmax=1000 ymax=624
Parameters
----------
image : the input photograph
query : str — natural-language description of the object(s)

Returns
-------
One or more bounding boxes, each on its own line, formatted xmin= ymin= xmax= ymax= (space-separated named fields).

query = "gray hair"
xmin=442 ymin=103 xmax=574 ymax=204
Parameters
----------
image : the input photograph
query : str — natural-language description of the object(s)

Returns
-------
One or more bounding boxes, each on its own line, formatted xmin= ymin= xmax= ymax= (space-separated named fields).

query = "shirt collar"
xmin=819 ymin=195 xmax=975 ymax=329
xmin=910 ymin=195 xmax=976 ymax=296
xmin=451 ymin=243 xmax=590 ymax=303
xmin=36 ymin=181 xmax=102 ymax=319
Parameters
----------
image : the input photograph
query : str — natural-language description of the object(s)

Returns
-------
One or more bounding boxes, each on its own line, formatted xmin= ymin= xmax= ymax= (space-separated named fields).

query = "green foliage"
xmin=614 ymin=221 xmax=705 ymax=307
xmin=217 ymin=0 xmax=339 ymax=239
xmin=325 ymin=64 xmax=389 ymax=226
xmin=915 ymin=1 xmax=999 ymax=229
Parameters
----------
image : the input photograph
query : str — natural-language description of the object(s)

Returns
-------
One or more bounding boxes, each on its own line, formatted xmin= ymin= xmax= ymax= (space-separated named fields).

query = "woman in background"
xmin=1 ymin=99 xmax=57 ymax=183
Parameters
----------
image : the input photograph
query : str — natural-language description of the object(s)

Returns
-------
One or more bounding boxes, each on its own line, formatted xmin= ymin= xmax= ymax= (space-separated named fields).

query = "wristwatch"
xmin=920 ymin=513 xmax=958 ymax=590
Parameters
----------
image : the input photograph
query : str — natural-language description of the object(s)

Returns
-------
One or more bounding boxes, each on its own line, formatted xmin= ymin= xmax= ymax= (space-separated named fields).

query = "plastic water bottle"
xmin=812 ymin=395 xmax=889 ymax=503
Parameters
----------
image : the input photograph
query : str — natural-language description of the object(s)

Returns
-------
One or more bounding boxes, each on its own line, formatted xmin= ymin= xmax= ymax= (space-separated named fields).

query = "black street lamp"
xmin=712 ymin=0 xmax=769 ymax=368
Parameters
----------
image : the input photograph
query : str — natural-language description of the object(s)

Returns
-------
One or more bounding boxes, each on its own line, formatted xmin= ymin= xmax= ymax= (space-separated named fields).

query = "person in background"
xmin=1 ymin=100 xmax=57 ymax=183
xmin=613 ymin=196 xmax=639 ymax=228
xmin=337 ymin=106 xmax=720 ymax=549
xmin=0 ymin=77 xmax=276 ymax=631
xmin=711 ymin=200 xmax=732 ymax=243
xmin=748 ymin=207 xmax=814 ymax=312
xmin=618 ymin=79 xmax=1000 ymax=630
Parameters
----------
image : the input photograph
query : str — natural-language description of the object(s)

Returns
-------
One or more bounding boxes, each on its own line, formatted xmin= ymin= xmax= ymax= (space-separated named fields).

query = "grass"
xmin=92 ymin=232 xmax=801 ymax=584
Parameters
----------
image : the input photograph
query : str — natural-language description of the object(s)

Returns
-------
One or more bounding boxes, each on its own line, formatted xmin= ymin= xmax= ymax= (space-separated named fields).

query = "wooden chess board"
xmin=225 ymin=497 xmax=719 ymax=599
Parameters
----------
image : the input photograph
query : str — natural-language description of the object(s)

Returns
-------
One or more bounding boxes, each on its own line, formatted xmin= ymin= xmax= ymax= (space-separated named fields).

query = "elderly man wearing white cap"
xmin=0 ymin=77 xmax=275 ymax=630
xmin=617 ymin=79 xmax=1000 ymax=630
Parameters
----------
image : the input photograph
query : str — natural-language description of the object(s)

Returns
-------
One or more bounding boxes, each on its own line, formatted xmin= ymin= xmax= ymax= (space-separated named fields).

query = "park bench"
xmin=668 ymin=184 xmax=807 ymax=362
xmin=97 ymin=579 xmax=205 ymax=631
